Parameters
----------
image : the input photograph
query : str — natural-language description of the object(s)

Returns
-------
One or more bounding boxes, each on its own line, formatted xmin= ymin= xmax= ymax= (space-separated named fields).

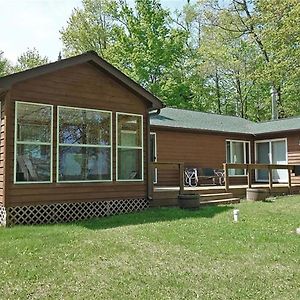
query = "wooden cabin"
xmin=150 ymin=107 xmax=300 ymax=190
xmin=0 ymin=51 xmax=163 ymax=225
xmin=0 ymin=52 xmax=299 ymax=225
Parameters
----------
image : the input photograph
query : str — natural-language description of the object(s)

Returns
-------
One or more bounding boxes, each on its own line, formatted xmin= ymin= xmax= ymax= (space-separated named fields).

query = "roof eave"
xmin=0 ymin=51 xmax=164 ymax=110
xmin=150 ymin=124 xmax=254 ymax=136
xmin=254 ymin=128 xmax=300 ymax=136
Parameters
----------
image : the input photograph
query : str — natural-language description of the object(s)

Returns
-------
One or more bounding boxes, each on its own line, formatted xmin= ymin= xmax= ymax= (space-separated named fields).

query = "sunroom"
xmin=0 ymin=51 xmax=163 ymax=225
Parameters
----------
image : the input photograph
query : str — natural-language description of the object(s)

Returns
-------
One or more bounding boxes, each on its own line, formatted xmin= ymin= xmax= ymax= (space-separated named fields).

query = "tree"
xmin=0 ymin=51 xmax=11 ymax=77
xmin=107 ymin=0 xmax=189 ymax=102
xmin=13 ymin=48 xmax=49 ymax=73
xmin=199 ymin=0 xmax=300 ymax=119
xmin=61 ymin=0 xmax=300 ymax=120
xmin=60 ymin=0 xmax=114 ymax=58
xmin=61 ymin=0 xmax=192 ymax=106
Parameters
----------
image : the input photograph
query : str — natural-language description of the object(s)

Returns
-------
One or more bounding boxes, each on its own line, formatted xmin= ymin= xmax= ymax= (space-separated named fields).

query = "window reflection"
xmin=58 ymin=107 xmax=112 ymax=182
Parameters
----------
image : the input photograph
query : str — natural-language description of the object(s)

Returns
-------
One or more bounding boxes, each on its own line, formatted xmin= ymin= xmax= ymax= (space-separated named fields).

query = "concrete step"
xmin=200 ymin=192 xmax=234 ymax=201
xmin=200 ymin=198 xmax=240 ymax=206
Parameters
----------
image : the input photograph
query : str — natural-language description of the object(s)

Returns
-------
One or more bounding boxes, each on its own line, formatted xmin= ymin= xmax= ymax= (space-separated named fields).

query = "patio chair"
xmin=213 ymin=169 xmax=225 ymax=185
xmin=184 ymin=168 xmax=199 ymax=187
xmin=198 ymin=168 xmax=225 ymax=186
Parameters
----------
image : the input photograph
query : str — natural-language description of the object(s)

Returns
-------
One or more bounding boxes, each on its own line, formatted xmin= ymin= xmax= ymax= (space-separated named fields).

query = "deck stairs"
xmin=199 ymin=192 xmax=240 ymax=206
xmin=151 ymin=188 xmax=240 ymax=207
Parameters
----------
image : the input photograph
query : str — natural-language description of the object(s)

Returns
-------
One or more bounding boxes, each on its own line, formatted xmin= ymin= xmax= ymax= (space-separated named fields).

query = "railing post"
xmin=224 ymin=163 xmax=229 ymax=192
xmin=288 ymin=166 xmax=292 ymax=193
xmin=247 ymin=164 xmax=252 ymax=188
xmin=179 ymin=163 xmax=184 ymax=195
xmin=148 ymin=162 xmax=154 ymax=200
xmin=268 ymin=166 xmax=273 ymax=191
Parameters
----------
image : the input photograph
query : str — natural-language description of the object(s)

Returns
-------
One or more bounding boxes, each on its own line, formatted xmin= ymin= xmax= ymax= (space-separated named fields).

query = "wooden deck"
xmin=149 ymin=162 xmax=300 ymax=207
xmin=151 ymin=183 xmax=300 ymax=207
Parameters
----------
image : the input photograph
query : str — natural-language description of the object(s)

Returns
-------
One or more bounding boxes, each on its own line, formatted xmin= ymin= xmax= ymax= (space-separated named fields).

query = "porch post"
xmin=224 ymin=163 xmax=229 ymax=192
xmin=148 ymin=163 xmax=154 ymax=200
xmin=288 ymin=166 xmax=292 ymax=193
xmin=268 ymin=166 xmax=273 ymax=191
xmin=179 ymin=163 xmax=184 ymax=194
xmin=247 ymin=165 xmax=252 ymax=188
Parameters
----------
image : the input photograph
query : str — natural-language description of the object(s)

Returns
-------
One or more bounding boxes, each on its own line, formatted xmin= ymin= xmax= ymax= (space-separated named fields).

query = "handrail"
xmin=149 ymin=161 xmax=184 ymax=198
xmin=223 ymin=163 xmax=294 ymax=192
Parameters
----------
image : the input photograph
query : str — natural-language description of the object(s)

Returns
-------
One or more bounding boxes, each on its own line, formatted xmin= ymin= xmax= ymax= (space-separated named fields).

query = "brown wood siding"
xmin=5 ymin=62 xmax=149 ymax=207
xmin=287 ymin=133 xmax=300 ymax=184
xmin=152 ymin=127 xmax=253 ymax=186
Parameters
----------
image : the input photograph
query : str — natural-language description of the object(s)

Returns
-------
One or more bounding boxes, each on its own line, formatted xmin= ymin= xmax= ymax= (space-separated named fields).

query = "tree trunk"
xmin=271 ymin=85 xmax=278 ymax=120
xmin=215 ymin=70 xmax=221 ymax=114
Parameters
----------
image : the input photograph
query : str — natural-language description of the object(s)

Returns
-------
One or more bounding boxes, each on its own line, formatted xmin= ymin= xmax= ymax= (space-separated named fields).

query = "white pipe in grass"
xmin=233 ymin=209 xmax=239 ymax=222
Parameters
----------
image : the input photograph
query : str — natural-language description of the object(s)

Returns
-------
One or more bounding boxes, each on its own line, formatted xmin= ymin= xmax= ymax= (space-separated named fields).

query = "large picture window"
xmin=15 ymin=102 xmax=53 ymax=183
xmin=58 ymin=106 xmax=112 ymax=182
xmin=226 ymin=140 xmax=250 ymax=176
xmin=117 ymin=113 xmax=143 ymax=181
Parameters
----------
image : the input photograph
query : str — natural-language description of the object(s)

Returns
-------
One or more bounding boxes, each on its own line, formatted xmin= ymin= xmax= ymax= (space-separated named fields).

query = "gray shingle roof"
xmin=252 ymin=117 xmax=300 ymax=134
xmin=150 ymin=107 xmax=300 ymax=135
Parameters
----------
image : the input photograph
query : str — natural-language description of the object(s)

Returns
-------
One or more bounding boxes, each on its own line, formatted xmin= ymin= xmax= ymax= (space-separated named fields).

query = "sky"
xmin=0 ymin=0 xmax=187 ymax=64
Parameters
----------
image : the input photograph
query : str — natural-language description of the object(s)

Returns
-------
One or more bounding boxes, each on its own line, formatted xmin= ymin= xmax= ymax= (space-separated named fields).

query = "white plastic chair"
xmin=184 ymin=168 xmax=199 ymax=187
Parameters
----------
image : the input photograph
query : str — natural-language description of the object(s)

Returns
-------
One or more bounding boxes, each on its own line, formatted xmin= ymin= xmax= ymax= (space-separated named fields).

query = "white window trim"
xmin=226 ymin=139 xmax=251 ymax=177
xmin=116 ymin=112 xmax=144 ymax=182
xmin=57 ymin=105 xmax=113 ymax=183
xmin=14 ymin=101 xmax=53 ymax=184
xmin=254 ymin=138 xmax=288 ymax=183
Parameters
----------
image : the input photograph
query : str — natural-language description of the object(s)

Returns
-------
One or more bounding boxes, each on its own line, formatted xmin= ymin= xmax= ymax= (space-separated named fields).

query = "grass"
xmin=0 ymin=196 xmax=299 ymax=300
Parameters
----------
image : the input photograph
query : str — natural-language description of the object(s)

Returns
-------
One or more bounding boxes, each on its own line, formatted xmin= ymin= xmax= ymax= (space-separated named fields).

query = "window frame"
xmin=254 ymin=138 xmax=288 ymax=182
xmin=116 ymin=112 xmax=144 ymax=182
xmin=14 ymin=101 xmax=53 ymax=184
xmin=57 ymin=105 xmax=113 ymax=183
xmin=225 ymin=139 xmax=251 ymax=177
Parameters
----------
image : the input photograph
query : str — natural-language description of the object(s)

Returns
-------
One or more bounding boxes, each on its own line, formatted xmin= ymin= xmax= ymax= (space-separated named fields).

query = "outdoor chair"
xmin=212 ymin=169 xmax=225 ymax=185
xmin=184 ymin=168 xmax=199 ymax=187
xmin=198 ymin=168 xmax=225 ymax=186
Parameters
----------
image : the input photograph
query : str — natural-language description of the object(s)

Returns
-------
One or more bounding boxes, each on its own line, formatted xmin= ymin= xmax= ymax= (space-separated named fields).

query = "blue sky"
xmin=0 ymin=0 xmax=187 ymax=63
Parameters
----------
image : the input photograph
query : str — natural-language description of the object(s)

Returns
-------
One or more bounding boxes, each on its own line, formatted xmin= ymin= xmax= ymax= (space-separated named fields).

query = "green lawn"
xmin=0 ymin=196 xmax=299 ymax=300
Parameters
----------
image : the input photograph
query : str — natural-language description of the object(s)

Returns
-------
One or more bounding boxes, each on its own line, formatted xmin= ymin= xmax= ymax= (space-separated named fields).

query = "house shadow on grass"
xmin=74 ymin=205 xmax=233 ymax=231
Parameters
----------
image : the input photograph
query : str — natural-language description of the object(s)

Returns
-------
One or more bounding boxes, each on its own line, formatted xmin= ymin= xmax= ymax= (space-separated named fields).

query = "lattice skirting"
xmin=0 ymin=204 xmax=6 ymax=226
xmin=5 ymin=198 xmax=149 ymax=226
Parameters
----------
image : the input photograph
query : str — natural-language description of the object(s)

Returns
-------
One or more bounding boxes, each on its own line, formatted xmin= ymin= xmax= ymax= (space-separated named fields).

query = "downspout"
xmin=149 ymin=109 xmax=161 ymax=116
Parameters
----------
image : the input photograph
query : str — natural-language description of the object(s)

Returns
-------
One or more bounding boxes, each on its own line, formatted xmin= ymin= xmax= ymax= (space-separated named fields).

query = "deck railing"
xmin=223 ymin=163 xmax=294 ymax=192
xmin=149 ymin=162 xmax=184 ymax=198
xmin=149 ymin=162 xmax=296 ymax=197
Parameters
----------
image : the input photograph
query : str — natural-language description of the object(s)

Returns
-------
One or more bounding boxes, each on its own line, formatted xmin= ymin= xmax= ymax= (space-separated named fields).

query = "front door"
xmin=255 ymin=139 xmax=288 ymax=182
xmin=150 ymin=132 xmax=157 ymax=183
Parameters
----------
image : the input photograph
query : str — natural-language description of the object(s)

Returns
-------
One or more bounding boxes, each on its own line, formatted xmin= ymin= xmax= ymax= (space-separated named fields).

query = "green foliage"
xmin=13 ymin=48 xmax=49 ymax=73
xmin=60 ymin=0 xmax=114 ymax=58
xmin=198 ymin=0 xmax=300 ymax=119
xmin=61 ymin=0 xmax=192 ymax=107
xmin=60 ymin=0 xmax=300 ymax=121
xmin=0 ymin=50 xmax=11 ymax=77
xmin=107 ymin=0 xmax=188 ymax=102
xmin=1 ymin=0 xmax=299 ymax=121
